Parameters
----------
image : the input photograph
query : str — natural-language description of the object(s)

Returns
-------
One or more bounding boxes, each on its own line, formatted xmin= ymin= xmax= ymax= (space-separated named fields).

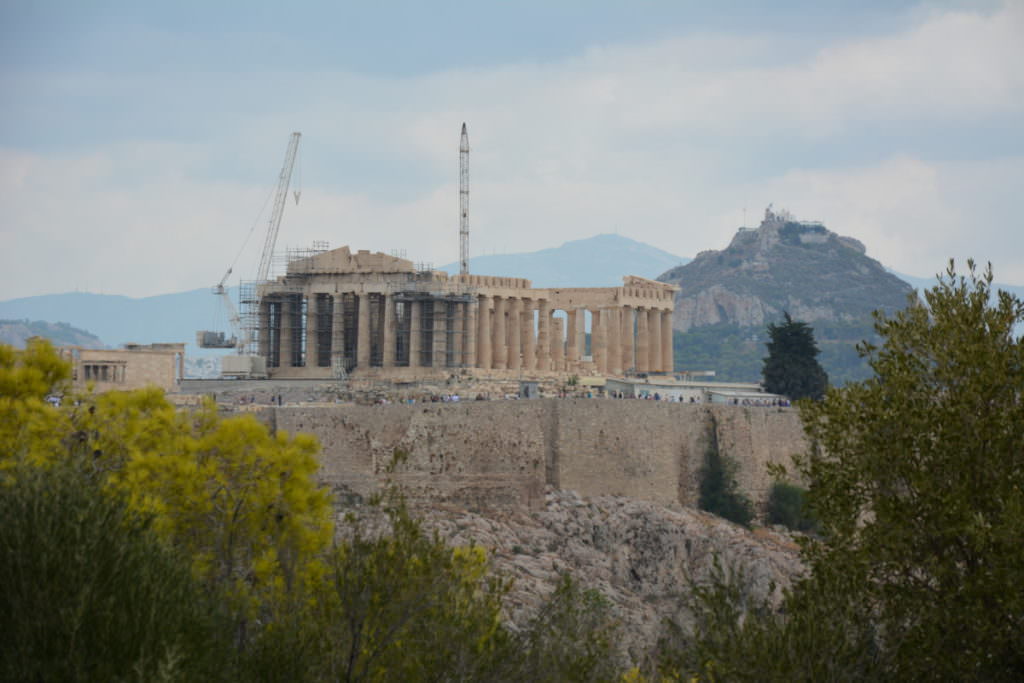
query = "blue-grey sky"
xmin=1 ymin=0 xmax=1021 ymax=298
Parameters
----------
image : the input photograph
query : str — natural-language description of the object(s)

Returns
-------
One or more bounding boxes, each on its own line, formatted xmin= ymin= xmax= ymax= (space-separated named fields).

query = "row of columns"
xmin=261 ymin=292 xmax=674 ymax=375
xmin=475 ymin=295 xmax=673 ymax=374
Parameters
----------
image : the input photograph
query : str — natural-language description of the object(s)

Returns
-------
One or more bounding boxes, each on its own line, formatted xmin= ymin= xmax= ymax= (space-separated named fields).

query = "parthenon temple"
xmin=252 ymin=246 xmax=677 ymax=379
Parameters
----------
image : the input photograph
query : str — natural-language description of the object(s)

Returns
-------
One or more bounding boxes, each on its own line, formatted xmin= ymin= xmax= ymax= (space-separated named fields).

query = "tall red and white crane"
xmin=198 ymin=132 xmax=302 ymax=352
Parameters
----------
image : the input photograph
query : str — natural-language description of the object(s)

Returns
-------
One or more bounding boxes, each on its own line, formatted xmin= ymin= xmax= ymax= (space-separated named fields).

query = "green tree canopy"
xmin=761 ymin=312 xmax=829 ymax=400
xmin=765 ymin=313 xmax=827 ymax=403
xmin=798 ymin=261 xmax=1024 ymax=679
xmin=671 ymin=261 xmax=1024 ymax=680
xmin=0 ymin=454 xmax=227 ymax=681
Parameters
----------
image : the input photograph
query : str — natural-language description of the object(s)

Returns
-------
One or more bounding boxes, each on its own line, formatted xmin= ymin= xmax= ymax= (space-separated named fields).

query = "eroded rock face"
xmin=343 ymin=488 xmax=805 ymax=666
xmin=659 ymin=209 xmax=913 ymax=333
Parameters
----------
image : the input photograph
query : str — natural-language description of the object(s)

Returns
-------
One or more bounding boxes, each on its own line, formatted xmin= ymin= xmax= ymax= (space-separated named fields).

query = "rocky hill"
xmin=658 ymin=208 xmax=914 ymax=384
xmin=0 ymin=319 xmax=106 ymax=349
xmin=350 ymin=488 xmax=803 ymax=666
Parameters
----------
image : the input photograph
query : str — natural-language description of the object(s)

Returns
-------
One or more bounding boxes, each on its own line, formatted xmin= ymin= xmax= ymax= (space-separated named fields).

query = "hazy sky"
xmin=2 ymin=0 xmax=1021 ymax=299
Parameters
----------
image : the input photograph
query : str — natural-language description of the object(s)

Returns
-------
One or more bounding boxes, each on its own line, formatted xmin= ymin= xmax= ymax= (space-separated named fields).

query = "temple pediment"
xmin=287 ymin=246 xmax=415 ymax=275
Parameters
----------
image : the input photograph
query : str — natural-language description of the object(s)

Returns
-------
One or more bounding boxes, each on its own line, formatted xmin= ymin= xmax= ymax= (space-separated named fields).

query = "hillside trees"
xmin=670 ymin=261 xmax=1024 ymax=679
xmin=761 ymin=313 xmax=828 ymax=400
xmin=1 ymin=340 xmax=627 ymax=679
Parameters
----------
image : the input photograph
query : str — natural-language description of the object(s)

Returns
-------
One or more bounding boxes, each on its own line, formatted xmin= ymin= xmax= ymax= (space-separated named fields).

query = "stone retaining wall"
xmin=270 ymin=400 xmax=808 ymax=514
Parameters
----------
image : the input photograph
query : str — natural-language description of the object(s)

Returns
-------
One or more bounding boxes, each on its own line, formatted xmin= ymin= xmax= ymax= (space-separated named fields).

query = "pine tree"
xmin=761 ymin=312 xmax=828 ymax=400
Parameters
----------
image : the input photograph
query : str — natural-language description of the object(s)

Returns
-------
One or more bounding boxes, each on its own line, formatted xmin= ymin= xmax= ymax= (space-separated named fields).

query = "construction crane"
xmin=197 ymin=132 xmax=302 ymax=354
xmin=459 ymin=122 xmax=469 ymax=275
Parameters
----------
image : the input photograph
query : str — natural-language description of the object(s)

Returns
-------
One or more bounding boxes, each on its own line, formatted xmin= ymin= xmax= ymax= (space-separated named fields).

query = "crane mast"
xmin=257 ymin=131 xmax=302 ymax=283
xmin=197 ymin=131 xmax=302 ymax=357
xmin=459 ymin=123 xmax=469 ymax=275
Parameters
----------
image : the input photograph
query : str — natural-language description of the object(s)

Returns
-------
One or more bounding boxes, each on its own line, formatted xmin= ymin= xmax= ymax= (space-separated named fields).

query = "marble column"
xmin=492 ymin=297 xmax=507 ymax=370
xmin=382 ymin=295 xmax=395 ymax=368
xmin=662 ymin=310 xmax=673 ymax=375
xmin=451 ymin=301 xmax=464 ymax=367
xmin=649 ymin=307 xmax=662 ymax=373
xmin=636 ymin=307 xmax=649 ymax=373
xmin=304 ymin=295 xmax=318 ymax=368
xmin=551 ymin=316 xmax=565 ymax=370
xmin=409 ymin=300 xmax=422 ymax=368
xmin=331 ymin=295 xmax=345 ymax=371
xmin=592 ymin=309 xmax=606 ymax=374
xmin=575 ymin=309 xmax=586 ymax=365
xmin=356 ymin=294 xmax=370 ymax=369
xmin=280 ymin=296 xmax=295 ymax=368
xmin=258 ymin=298 xmax=272 ymax=360
xmin=608 ymin=307 xmax=622 ymax=376
xmin=522 ymin=299 xmax=535 ymax=371
xmin=464 ymin=301 xmax=477 ymax=368
xmin=508 ymin=298 xmax=521 ymax=371
xmin=477 ymin=295 xmax=491 ymax=369
xmin=566 ymin=309 xmax=579 ymax=366
xmin=432 ymin=299 xmax=447 ymax=368
xmin=621 ymin=306 xmax=634 ymax=374
xmin=536 ymin=299 xmax=550 ymax=371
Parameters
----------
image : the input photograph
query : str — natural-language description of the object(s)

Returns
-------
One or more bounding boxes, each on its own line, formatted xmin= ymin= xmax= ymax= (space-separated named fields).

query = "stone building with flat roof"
xmin=252 ymin=245 xmax=677 ymax=379
xmin=59 ymin=342 xmax=186 ymax=393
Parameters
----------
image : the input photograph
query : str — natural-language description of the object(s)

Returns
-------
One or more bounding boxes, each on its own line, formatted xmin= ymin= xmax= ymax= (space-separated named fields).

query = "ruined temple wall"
xmin=272 ymin=401 xmax=808 ymax=514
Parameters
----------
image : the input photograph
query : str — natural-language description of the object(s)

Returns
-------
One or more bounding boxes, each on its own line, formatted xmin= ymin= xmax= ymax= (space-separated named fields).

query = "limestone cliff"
xmin=658 ymin=207 xmax=913 ymax=333
xmin=345 ymin=488 xmax=803 ymax=666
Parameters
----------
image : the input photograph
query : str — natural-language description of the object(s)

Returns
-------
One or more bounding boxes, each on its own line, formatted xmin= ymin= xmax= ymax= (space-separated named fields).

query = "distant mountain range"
xmin=0 ymin=288 xmax=238 ymax=356
xmin=440 ymin=233 xmax=688 ymax=287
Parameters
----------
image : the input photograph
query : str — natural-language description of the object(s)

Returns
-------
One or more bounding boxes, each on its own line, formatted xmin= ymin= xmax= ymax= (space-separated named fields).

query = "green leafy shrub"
xmin=698 ymin=416 xmax=753 ymax=527
xmin=766 ymin=482 xmax=818 ymax=532
xmin=0 ymin=458 xmax=226 ymax=682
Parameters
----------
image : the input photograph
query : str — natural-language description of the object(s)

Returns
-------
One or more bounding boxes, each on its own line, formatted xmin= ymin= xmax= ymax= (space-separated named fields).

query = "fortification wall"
xmin=271 ymin=400 xmax=808 ymax=513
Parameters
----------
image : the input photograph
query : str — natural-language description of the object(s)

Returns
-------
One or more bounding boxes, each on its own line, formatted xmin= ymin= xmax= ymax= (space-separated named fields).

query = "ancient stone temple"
xmin=253 ymin=246 xmax=676 ymax=379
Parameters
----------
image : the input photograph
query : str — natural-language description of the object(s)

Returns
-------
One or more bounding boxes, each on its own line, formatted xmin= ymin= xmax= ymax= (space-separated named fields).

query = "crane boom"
xmin=197 ymin=132 xmax=302 ymax=355
xmin=256 ymin=131 xmax=302 ymax=283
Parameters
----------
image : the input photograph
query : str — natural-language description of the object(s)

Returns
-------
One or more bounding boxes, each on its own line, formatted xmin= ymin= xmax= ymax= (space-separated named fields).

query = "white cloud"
xmin=2 ymin=2 xmax=1023 ymax=300
xmin=752 ymin=155 xmax=1024 ymax=282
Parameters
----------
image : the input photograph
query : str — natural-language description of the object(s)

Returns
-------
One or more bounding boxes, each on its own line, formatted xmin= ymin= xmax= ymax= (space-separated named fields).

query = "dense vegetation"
xmin=0 ymin=340 xmax=620 ymax=681
xmin=765 ymin=482 xmax=817 ymax=533
xmin=664 ymin=261 xmax=1024 ymax=680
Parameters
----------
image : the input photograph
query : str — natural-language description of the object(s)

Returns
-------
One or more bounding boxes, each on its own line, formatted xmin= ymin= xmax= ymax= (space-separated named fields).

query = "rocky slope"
xmin=343 ymin=488 xmax=804 ymax=666
xmin=657 ymin=208 xmax=914 ymax=384
xmin=659 ymin=207 xmax=913 ymax=333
